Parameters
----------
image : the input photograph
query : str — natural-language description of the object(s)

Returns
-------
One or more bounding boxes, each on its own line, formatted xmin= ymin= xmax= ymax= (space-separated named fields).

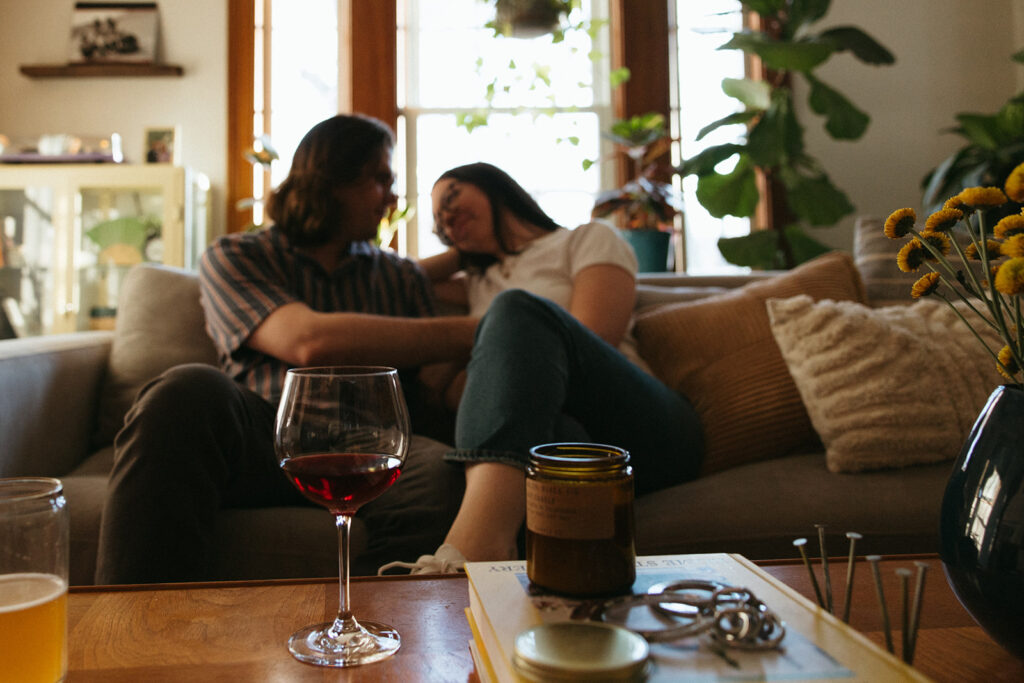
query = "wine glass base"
xmin=287 ymin=620 xmax=401 ymax=668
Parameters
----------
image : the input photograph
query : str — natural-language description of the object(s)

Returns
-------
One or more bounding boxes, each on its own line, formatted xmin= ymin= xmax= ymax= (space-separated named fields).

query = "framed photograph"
xmin=143 ymin=126 xmax=179 ymax=164
xmin=69 ymin=2 xmax=160 ymax=64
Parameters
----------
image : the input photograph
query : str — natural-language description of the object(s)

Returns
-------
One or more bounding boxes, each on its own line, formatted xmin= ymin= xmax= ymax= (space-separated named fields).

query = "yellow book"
xmin=465 ymin=553 xmax=931 ymax=682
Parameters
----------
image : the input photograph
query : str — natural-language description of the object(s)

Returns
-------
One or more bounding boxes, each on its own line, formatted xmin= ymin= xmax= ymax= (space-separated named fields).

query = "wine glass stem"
xmin=333 ymin=513 xmax=357 ymax=631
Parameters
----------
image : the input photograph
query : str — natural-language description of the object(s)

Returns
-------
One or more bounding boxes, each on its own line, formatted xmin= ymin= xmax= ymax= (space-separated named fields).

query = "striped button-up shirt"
xmin=199 ymin=226 xmax=436 ymax=404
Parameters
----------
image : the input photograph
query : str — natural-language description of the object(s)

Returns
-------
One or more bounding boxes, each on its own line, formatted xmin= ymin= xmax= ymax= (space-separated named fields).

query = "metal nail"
xmin=906 ymin=561 xmax=929 ymax=665
xmin=815 ymin=524 xmax=833 ymax=614
xmin=896 ymin=568 xmax=912 ymax=662
xmin=842 ymin=532 xmax=862 ymax=623
xmin=794 ymin=538 xmax=825 ymax=608
xmin=866 ymin=555 xmax=894 ymax=653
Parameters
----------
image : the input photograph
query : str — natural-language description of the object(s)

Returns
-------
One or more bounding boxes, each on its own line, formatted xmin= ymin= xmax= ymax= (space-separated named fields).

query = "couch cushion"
xmin=767 ymin=295 xmax=1003 ymax=473
xmin=636 ymin=452 xmax=952 ymax=560
xmin=633 ymin=251 xmax=865 ymax=475
xmin=93 ymin=264 xmax=218 ymax=447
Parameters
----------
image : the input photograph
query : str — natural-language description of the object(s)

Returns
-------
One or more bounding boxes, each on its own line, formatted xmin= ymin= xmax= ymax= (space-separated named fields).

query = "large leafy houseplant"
xmin=677 ymin=0 xmax=894 ymax=270
xmin=921 ymin=49 xmax=1024 ymax=215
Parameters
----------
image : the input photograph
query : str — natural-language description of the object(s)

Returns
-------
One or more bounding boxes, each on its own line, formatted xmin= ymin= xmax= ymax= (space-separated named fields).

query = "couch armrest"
xmin=0 ymin=332 xmax=113 ymax=477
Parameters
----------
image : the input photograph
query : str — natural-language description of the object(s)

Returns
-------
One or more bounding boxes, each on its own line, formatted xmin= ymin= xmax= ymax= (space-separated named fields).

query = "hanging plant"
xmin=676 ymin=0 xmax=894 ymax=270
xmin=491 ymin=0 xmax=573 ymax=38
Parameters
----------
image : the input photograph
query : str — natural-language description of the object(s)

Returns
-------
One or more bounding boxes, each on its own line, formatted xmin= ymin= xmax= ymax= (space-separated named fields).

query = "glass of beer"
xmin=0 ymin=478 xmax=68 ymax=683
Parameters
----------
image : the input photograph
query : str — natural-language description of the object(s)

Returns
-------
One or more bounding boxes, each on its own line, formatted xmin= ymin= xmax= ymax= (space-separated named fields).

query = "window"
xmin=671 ymin=1 xmax=749 ymax=274
xmin=397 ymin=0 xmax=614 ymax=257
xmin=227 ymin=1 xmax=750 ymax=271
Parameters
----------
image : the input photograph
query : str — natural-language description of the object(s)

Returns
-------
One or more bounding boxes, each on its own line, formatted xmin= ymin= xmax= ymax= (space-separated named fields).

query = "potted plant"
xmin=676 ymin=0 xmax=894 ymax=270
xmin=590 ymin=112 xmax=682 ymax=272
xmin=920 ymin=49 xmax=1024 ymax=215
xmin=489 ymin=0 xmax=575 ymax=38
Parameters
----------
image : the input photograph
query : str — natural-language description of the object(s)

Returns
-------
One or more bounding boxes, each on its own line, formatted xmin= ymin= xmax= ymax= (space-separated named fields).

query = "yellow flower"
xmin=1005 ymin=162 xmax=1024 ymax=203
xmin=943 ymin=196 xmax=967 ymax=212
xmin=925 ymin=208 xmax=962 ymax=232
xmin=967 ymin=239 xmax=1003 ymax=260
xmin=884 ymin=208 xmax=916 ymax=239
xmin=957 ymin=186 xmax=1009 ymax=209
xmin=1001 ymin=234 xmax=1024 ymax=258
xmin=997 ymin=346 xmax=1020 ymax=381
xmin=911 ymin=272 xmax=941 ymax=298
xmin=897 ymin=240 xmax=926 ymax=272
xmin=994 ymin=214 xmax=1024 ymax=239
xmin=995 ymin=257 xmax=1024 ymax=294
xmin=920 ymin=231 xmax=951 ymax=256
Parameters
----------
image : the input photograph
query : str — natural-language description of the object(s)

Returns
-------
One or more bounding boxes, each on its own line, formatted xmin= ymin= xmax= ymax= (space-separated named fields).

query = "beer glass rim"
xmin=0 ymin=477 xmax=63 ymax=504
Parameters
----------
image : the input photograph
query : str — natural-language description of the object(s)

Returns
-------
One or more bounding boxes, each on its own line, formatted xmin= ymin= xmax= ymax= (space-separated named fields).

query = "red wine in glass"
xmin=281 ymin=453 xmax=402 ymax=516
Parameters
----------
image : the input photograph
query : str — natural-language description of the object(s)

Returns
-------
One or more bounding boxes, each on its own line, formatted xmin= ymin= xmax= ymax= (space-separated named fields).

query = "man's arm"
xmin=247 ymin=301 xmax=478 ymax=368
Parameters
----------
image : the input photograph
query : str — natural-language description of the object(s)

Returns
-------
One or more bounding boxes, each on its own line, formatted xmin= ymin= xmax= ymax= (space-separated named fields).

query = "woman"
xmin=382 ymin=162 xmax=704 ymax=572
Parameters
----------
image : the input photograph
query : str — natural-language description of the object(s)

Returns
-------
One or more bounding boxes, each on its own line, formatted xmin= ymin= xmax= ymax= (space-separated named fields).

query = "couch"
xmin=0 ymin=218 xmax=966 ymax=585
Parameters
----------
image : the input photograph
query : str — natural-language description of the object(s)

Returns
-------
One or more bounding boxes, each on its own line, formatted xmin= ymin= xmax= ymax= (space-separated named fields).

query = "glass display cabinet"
xmin=0 ymin=164 xmax=209 ymax=337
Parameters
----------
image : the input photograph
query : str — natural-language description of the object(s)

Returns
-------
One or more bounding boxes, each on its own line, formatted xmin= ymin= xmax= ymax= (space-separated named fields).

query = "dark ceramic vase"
xmin=939 ymin=384 xmax=1024 ymax=660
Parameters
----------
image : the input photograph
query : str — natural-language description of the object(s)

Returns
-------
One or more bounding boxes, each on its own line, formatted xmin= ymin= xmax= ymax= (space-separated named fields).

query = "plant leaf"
xmin=818 ymin=26 xmax=895 ymax=65
xmin=1014 ymin=48 xmax=1024 ymax=64
xmin=677 ymin=143 xmax=744 ymax=177
xmin=609 ymin=67 xmax=631 ymax=88
xmin=789 ymin=0 xmax=832 ymax=30
xmin=717 ymin=230 xmax=781 ymax=269
xmin=696 ymin=111 xmax=758 ymax=141
xmin=956 ymin=113 xmax=1002 ymax=150
xmin=722 ymin=77 xmax=771 ymax=110
xmin=785 ymin=174 xmax=855 ymax=225
xmin=696 ymin=157 xmax=759 ymax=218
xmin=784 ymin=224 xmax=834 ymax=264
xmin=747 ymin=91 xmax=802 ymax=166
xmin=807 ymin=75 xmax=870 ymax=139
xmin=719 ymin=32 xmax=834 ymax=72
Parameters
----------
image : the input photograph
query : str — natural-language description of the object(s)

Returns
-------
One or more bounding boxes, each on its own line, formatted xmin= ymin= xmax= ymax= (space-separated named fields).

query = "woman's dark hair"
xmin=434 ymin=162 xmax=560 ymax=270
xmin=266 ymin=114 xmax=394 ymax=247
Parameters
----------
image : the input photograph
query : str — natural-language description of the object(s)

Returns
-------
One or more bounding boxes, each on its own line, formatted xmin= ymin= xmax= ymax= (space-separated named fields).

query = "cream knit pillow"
xmin=766 ymin=295 xmax=1004 ymax=473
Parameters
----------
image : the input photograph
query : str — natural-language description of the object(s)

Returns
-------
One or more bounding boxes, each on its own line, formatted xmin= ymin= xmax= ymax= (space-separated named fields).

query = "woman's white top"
xmin=465 ymin=221 xmax=649 ymax=370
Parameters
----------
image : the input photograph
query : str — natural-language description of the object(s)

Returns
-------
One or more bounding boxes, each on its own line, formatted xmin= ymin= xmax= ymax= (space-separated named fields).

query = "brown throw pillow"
xmin=633 ymin=251 xmax=866 ymax=476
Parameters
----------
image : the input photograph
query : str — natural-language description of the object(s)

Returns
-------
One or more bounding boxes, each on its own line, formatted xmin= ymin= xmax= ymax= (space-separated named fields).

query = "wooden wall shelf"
xmin=19 ymin=63 xmax=184 ymax=78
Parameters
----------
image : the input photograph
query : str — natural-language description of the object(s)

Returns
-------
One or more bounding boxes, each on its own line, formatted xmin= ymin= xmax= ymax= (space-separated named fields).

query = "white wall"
xmin=797 ymin=0 xmax=1023 ymax=251
xmin=0 ymin=0 xmax=228 ymax=238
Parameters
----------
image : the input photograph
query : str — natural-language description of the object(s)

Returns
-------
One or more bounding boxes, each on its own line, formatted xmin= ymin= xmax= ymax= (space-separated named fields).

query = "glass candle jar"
xmin=525 ymin=443 xmax=636 ymax=597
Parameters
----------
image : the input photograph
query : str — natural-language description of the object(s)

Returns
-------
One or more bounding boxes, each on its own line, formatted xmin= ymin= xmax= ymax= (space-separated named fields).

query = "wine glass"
xmin=275 ymin=366 xmax=410 ymax=667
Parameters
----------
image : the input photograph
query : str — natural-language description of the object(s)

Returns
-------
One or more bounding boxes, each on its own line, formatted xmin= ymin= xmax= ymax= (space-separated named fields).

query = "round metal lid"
xmin=511 ymin=621 xmax=649 ymax=681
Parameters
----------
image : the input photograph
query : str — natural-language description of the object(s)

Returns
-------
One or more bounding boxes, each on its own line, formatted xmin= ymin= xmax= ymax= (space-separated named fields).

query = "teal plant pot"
xmin=619 ymin=229 xmax=670 ymax=273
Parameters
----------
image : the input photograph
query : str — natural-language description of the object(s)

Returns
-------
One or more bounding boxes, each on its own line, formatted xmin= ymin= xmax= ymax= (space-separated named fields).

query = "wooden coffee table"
xmin=67 ymin=554 xmax=1023 ymax=682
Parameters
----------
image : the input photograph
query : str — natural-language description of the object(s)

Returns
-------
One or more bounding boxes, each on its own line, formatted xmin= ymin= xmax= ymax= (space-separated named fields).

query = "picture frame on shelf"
xmin=68 ymin=2 xmax=160 ymax=65
xmin=143 ymin=126 xmax=179 ymax=164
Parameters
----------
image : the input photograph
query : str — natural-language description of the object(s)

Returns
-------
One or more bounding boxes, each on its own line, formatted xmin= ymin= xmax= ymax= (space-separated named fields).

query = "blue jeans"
xmin=449 ymin=290 xmax=703 ymax=496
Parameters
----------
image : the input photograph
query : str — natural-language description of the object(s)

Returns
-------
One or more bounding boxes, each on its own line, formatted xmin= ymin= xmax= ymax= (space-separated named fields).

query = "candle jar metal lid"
xmin=512 ymin=621 xmax=649 ymax=682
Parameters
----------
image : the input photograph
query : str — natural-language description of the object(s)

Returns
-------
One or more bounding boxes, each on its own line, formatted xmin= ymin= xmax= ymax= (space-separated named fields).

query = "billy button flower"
xmin=911 ymin=272 xmax=941 ymax=298
xmin=957 ymin=186 xmax=1009 ymax=210
xmin=1005 ymin=161 xmax=1024 ymax=204
xmin=943 ymin=196 xmax=968 ymax=212
xmin=897 ymin=233 xmax=950 ymax=272
xmin=925 ymin=208 xmax=963 ymax=233
xmin=994 ymin=214 xmax=1024 ymax=239
xmin=966 ymin=239 xmax=1003 ymax=260
xmin=884 ymin=208 xmax=916 ymax=239
xmin=995 ymin=257 xmax=1024 ymax=295
xmin=998 ymin=346 xmax=1021 ymax=382
xmin=1001 ymin=234 xmax=1024 ymax=258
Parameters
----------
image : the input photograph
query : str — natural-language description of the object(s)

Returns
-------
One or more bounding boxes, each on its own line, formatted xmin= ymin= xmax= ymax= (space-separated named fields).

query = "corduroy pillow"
xmin=767 ymin=294 xmax=1003 ymax=473
xmin=633 ymin=251 xmax=866 ymax=475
